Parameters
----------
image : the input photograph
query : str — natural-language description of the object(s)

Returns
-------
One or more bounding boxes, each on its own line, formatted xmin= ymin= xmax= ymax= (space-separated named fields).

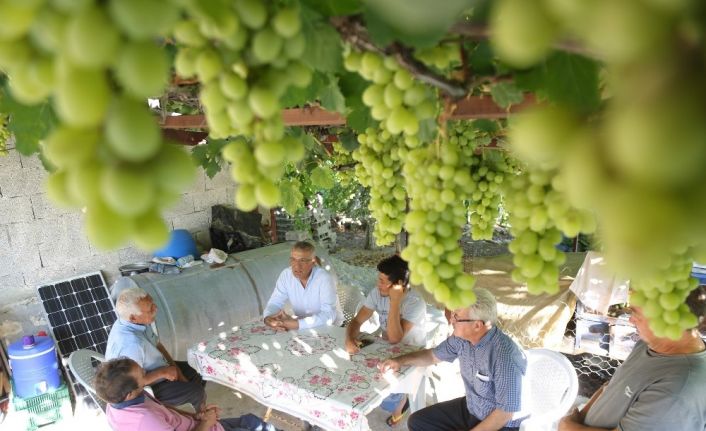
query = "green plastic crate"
xmin=11 ymin=382 xmax=71 ymax=431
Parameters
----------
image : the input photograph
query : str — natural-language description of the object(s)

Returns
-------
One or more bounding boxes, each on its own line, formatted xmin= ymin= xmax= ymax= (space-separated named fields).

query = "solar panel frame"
xmin=36 ymin=271 xmax=117 ymax=410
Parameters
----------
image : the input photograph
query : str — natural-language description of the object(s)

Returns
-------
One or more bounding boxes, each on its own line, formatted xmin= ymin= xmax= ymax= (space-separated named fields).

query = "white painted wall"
xmin=0 ymin=140 xmax=236 ymax=345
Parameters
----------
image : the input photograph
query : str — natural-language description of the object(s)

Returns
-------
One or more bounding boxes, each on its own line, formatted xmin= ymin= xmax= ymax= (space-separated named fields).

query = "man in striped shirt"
xmin=379 ymin=288 xmax=527 ymax=431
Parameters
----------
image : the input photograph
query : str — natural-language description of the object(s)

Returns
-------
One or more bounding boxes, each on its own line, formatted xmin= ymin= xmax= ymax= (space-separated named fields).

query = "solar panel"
xmin=36 ymin=271 xmax=116 ymax=409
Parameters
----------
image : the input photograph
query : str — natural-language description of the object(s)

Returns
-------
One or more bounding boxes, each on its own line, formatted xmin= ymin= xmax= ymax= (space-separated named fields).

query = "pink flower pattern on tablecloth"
xmin=187 ymin=320 xmax=420 ymax=431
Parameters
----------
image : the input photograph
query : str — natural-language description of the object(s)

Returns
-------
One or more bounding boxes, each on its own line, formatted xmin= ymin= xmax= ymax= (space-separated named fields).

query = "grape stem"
xmin=449 ymin=22 xmax=595 ymax=58
xmin=330 ymin=16 xmax=467 ymax=98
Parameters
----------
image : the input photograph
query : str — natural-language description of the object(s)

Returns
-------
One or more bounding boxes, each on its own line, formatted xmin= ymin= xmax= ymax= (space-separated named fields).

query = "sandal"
xmin=385 ymin=399 xmax=410 ymax=427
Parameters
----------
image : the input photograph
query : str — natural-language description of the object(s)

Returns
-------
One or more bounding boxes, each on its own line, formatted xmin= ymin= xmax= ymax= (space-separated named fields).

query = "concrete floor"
xmin=1 ymin=359 xmax=463 ymax=431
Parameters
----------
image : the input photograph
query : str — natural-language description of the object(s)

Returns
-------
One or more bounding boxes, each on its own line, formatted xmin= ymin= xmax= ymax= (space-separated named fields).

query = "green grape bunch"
xmin=173 ymin=0 xmax=310 ymax=211
xmin=0 ymin=0 xmax=195 ymax=251
xmin=344 ymin=48 xmax=438 ymax=146
xmin=352 ymin=127 xmax=407 ymax=246
xmin=401 ymin=130 xmax=477 ymax=310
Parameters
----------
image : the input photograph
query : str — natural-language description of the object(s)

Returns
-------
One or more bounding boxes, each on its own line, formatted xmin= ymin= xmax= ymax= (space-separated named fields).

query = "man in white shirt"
xmin=263 ymin=241 xmax=343 ymax=330
xmin=344 ymin=255 xmax=427 ymax=426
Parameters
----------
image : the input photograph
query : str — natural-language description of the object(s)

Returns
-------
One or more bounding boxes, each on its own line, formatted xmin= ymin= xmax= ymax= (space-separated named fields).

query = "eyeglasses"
xmin=451 ymin=313 xmax=483 ymax=323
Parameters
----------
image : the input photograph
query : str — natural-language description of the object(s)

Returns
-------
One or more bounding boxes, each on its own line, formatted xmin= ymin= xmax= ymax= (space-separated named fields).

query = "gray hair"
xmin=466 ymin=288 xmax=497 ymax=325
xmin=115 ymin=287 xmax=149 ymax=321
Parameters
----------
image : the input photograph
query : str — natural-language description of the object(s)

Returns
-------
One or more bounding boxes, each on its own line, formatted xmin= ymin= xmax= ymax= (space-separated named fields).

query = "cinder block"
xmin=193 ymin=188 xmax=230 ymax=212
xmin=170 ymin=211 xmax=210 ymax=233
xmin=73 ymin=251 xmax=122 ymax=277
xmin=0 ymin=196 xmax=34 ymax=223
xmin=119 ymin=247 xmax=152 ymax=265
xmin=163 ymin=194 xmax=195 ymax=217
xmin=285 ymin=231 xmax=311 ymax=241
xmin=205 ymin=168 xmax=233 ymax=191
xmin=0 ymin=149 xmax=21 ymax=171
xmin=30 ymin=193 xmax=74 ymax=220
xmin=185 ymin=169 xmax=207 ymax=194
xmin=0 ymin=158 xmax=46 ymax=197
xmin=0 ymin=246 xmax=42 ymax=277
xmin=21 ymin=265 xmax=75 ymax=289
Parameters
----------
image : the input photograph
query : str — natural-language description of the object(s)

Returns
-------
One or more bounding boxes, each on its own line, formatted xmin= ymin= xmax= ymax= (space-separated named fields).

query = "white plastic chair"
xmin=68 ymin=349 xmax=108 ymax=410
xmin=519 ymin=348 xmax=578 ymax=431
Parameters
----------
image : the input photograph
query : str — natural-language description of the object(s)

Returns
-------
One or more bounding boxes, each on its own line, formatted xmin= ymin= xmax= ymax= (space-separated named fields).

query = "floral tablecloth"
xmin=187 ymin=321 xmax=424 ymax=431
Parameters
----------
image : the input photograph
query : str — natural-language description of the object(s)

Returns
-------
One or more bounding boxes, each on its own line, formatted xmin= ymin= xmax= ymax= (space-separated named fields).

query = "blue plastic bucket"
xmin=153 ymin=229 xmax=198 ymax=260
xmin=8 ymin=335 xmax=62 ymax=398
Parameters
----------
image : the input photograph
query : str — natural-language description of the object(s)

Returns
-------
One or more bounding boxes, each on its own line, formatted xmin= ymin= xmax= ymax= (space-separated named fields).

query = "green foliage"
xmin=300 ymin=5 xmax=343 ymax=72
xmin=0 ymin=83 xmax=55 ymax=156
xmin=191 ymin=139 xmax=229 ymax=178
xmin=515 ymin=52 xmax=601 ymax=113
xmin=490 ymin=81 xmax=524 ymax=109
xmin=301 ymin=0 xmax=362 ymax=16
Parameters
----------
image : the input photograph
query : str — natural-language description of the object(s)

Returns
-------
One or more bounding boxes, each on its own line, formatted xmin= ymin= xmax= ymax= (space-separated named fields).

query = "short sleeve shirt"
xmin=362 ymin=288 xmax=427 ymax=346
xmin=433 ymin=328 xmax=527 ymax=427
xmin=105 ymin=319 xmax=169 ymax=372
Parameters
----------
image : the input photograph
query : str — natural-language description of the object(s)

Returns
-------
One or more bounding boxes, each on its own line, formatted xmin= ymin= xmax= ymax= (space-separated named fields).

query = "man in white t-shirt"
xmin=345 ymin=255 xmax=427 ymax=426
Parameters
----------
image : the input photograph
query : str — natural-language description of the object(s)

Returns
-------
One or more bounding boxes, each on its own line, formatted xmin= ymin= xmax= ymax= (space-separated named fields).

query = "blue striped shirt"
xmin=433 ymin=327 xmax=527 ymax=427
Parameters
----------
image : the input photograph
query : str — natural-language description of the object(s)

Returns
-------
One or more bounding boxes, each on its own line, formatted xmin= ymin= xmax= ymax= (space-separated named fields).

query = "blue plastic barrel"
xmin=8 ymin=335 xmax=62 ymax=398
xmin=153 ymin=229 xmax=198 ymax=260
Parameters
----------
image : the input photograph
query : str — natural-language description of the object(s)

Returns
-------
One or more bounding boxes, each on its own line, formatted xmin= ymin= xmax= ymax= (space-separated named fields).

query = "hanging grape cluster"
xmin=352 ymin=127 xmax=407 ymax=245
xmin=173 ymin=0 xmax=309 ymax=210
xmin=628 ymin=249 xmax=700 ymax=340
xmin=401 ymin=134 xmax=477 ymax=310
xmin=414 ymin=42 xmax=461 ymax=70
xmin=343 ymin=49 xmax=438 ymax=146
xmin=467 ymin=153 xmax=509 ymax=241
xmin=0 ymin=0 xmax=195 ymax=251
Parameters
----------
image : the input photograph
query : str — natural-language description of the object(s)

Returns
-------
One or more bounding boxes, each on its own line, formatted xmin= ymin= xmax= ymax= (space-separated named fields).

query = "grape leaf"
xmin=0 ymin=83 xmax=55 ymax=156
xmin=363 ymin=0 xmax=472 ymax=48
xmin=515 ymin=52 xmax=601 ymax=113
xmin=467 ymin=41 xmax=495 ymax=76
xmin=472 ymin=119 xmax=500 ymax=134
xmin=490 ymin=81 xmax=524 ymax=109
xmin=338 ymin=71 xmax=376 ymax=133
xmin=191 ymin=139 xmax=228 ymax=178
xmin=281 ymin=71 xmax=328 ymax=108
xmin=300 ymin=6 xmax=343 ymax=73
xmin=319 ymin=75 xmax=347 ymax=114
xmin=310 ymin=165 xmax=335 ymax=189
xmin=339 ymin=130 xmax=359 ymax=151
xmin=279 ymin=179 xmax=304 ymax=215
xmin=301 ymin=0 xmax=362 ymax=16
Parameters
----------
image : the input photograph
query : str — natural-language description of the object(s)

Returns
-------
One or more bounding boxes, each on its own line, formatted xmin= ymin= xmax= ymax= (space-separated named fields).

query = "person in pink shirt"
xmin=95 ymin=358 xmax=279 ymax=431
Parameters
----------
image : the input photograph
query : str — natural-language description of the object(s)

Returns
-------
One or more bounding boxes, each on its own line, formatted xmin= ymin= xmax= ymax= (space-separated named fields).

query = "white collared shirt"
xmin=263 ymin=266 xmax=343 ymax=329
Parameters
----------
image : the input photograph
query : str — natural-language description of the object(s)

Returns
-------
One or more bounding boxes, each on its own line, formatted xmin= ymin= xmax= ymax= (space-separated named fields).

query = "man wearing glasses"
xmin=558 ymin=285 xmax=706 ymax=431
xmin=263 ymin=241 xmax=343 ymax=330
xmin=379 ymin=288 xmax=527 ymax=431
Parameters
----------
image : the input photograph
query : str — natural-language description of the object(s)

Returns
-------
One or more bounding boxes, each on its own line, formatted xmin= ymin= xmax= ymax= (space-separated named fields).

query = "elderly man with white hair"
xmin=379 ymin=288 xmax=528 ymax=431
xmin=105 ymin=287 xmax=206 ymax=409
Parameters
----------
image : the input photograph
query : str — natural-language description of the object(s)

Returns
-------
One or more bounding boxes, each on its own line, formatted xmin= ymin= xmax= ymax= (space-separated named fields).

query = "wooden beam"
xmin=159 ymin=95 xmax=535 ymax=130
xmin=162 ymin=129 xmax=208 ymax=146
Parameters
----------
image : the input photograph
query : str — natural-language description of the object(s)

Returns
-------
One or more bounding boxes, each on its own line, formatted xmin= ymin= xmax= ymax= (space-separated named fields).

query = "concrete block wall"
xmin=0 ymin=143 xmax=237 ymax=345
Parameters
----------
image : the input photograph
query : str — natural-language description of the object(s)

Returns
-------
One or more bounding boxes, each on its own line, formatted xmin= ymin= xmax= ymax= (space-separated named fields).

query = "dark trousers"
xmin=150 ymin=361 xmax=206 ymax=409
xmin=220 ymin=414 xmax=280 ymax=431
xmin=408 ymin=397 xmax=519 ymax=431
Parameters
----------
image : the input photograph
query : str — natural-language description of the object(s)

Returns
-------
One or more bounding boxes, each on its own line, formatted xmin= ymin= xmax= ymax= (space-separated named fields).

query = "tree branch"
xmin=330 ymin=16 xmax=467 ymax=98
xmin=449 ymin=22 xmax=595 ymax=58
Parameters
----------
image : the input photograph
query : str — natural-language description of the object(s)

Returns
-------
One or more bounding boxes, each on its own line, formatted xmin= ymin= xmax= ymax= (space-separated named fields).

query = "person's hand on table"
xmin=264 ymin=310 xmax=287 ymax=331
xmin=378 ymin=358 xmax=401 ymax=373
xmin=278 ymin=314 xmax=298 ymax=330
xmin=345 ymin=337 xmax=360 ymax=354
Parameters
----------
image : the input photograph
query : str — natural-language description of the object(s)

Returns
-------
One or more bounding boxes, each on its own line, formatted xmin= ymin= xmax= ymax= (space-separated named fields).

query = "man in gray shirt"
xmin=559 ymin=285 xmax=706 ymax=431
